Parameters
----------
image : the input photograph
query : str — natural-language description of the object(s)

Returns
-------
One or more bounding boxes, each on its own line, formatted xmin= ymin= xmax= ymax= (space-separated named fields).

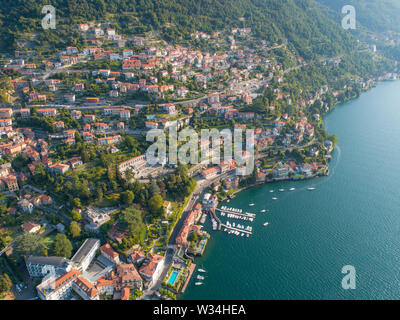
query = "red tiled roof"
xmin=121 ymin=287 xmax=130 ymax=300
xmin=54 ymin=269 xmax=80 ymax=289
xmin=100 ymin=243 xmax=119 ymax=259
xmin=75 ymin=276 xmax=98 ymax=298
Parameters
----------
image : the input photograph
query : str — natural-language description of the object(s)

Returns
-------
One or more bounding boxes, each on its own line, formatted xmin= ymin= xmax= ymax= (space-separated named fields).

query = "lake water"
xmin=182 ymin=80 xmax=400 ymax=299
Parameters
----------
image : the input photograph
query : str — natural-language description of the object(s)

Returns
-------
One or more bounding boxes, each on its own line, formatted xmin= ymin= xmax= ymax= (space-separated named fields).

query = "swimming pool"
xmin=167 ymin=271 xmax=179 ymax=285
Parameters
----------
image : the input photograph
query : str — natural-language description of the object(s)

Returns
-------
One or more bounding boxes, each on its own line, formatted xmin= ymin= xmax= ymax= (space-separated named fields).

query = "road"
xmin=140 ymin=169 xmax=231 ymax=299
xmin=141 ymin=135 xmax=316 ymax=298
xmin=141 ymin=247 xmax=174 ymax=299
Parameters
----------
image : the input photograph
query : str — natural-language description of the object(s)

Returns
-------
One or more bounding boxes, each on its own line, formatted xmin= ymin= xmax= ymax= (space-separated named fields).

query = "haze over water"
xmin=183 ymin=80 xmax=400 ymax=299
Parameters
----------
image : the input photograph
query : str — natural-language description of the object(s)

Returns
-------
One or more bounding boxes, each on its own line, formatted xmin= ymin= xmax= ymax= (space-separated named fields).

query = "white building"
xmin=26 ymin=256 xmax=72 ymax=278
xmin=71 ymin=238 xmax=100 ymax=272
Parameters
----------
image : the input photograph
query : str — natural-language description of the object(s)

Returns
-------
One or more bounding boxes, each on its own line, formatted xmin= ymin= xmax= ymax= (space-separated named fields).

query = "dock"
xmin=209 ymin=209 xmax=222 ymax=230
xmin=220 ymin=224 xmax=252 ymax=235
xmin=216 ymin=208 xmax=256 ymax=218
xmin=181 ymin=263 xmax=196 ymax=293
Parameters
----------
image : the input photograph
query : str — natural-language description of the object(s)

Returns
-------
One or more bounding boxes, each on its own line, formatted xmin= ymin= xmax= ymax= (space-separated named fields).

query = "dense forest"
xmin=0 ymin=0 xmax=357 ymax=60
xmin=317 ymin=0 xmax=400 ymax=33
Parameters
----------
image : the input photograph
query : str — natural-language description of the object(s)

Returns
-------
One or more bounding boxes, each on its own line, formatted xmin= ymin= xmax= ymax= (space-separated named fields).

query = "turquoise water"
xmin=168 ymin=271 xmax=179 ymax=285
xmin=183 ymin=80 xmax=400 ymax=300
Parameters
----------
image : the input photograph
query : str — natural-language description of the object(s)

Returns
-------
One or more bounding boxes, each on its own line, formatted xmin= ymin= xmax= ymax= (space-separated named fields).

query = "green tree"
xmin=71 ymin=210 xmax=82 ymax=221
xmin=119 ymin=207 xmax=145 ymax=239
xmin=96 ymin=187 xmax=104 ymax=203
xmin=73 ymin=198 xmax=82 ymax=209
xmin=148 ymin=194 xmax=164 ymax=217
xmin=0 ymin=274 xmax=12 ymax=293
xmin=149 ymin=181 xmax=160 ymax=196
xmin=121 ymin=190 xmax=134 ymax=205
xmin=13 ymin=233 xmax=49 ymax=257
xmin=69 ymin=222 xmax=81 ymax=238
xmin=52 ymin=234 xmax=73 ymax=258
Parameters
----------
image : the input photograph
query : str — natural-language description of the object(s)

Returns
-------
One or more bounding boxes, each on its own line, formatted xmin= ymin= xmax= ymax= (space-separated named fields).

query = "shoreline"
xmin=178 ymin=78 xmax=399 ymax=299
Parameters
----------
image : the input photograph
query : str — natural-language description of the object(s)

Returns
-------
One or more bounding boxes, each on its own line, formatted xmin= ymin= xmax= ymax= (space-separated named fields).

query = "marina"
xmin=184 ymin=81 xmax=400 ymax=300
xmin=216 ymin=206 xmax=255 ymax=237
xmin=221 ymin=222 xmax=253 ymax=235
xmin=199 ymin=213 xmax=207 ymax=224
xmin=216 ymin=208 xmax=256 ymax=220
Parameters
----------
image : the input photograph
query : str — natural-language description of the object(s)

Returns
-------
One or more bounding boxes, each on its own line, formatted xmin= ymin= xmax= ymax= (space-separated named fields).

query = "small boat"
xmin=197 ymin=275 xmax=205 ymax=280
xmin=272 ymin=197 xmax=278 ymax=200
xmin=269 ymin=190 xmax=274 ymax=193
xmin=249 ymin=203 xmax=255 ymax=206
xmin=195 ymin=282 xmax=203 ymax=286
xmin=289 ymin=188 xmax=295 ymax=191
xmin=198 ymin=269 xmax=206 ymax=273
xmin=261 ymin=209 xmax=267 ymax=213
xmin=279 ymin=189 xmax=284 ymax=192
xmin=263 ymin=222 xmax=269 ymax=226
xmin=307 ymin=187 xmax=316 ymax=191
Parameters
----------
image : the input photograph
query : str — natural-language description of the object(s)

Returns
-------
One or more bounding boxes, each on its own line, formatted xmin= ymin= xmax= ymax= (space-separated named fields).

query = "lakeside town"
xmin=0 ymin=18 xmax=397 ymax=301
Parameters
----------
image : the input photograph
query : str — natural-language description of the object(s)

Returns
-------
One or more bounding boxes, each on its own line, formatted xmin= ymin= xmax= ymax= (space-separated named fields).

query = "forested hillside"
xmin=316 ymin=0 xmax=400 ymax=33
xmin=0 ymin=0 xmax=355 ymax=59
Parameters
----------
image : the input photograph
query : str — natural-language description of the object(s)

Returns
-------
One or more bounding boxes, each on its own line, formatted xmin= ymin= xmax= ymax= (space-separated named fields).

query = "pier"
xmin=221 ymin=224 xmax=253 ymax=235
xmin=209 ymin=209 xmax=222 ymax=230
xmin=216 ymin=208 xmax=256 ymax=218
xmin=181 ymin=263 xmax=196 ymax=293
